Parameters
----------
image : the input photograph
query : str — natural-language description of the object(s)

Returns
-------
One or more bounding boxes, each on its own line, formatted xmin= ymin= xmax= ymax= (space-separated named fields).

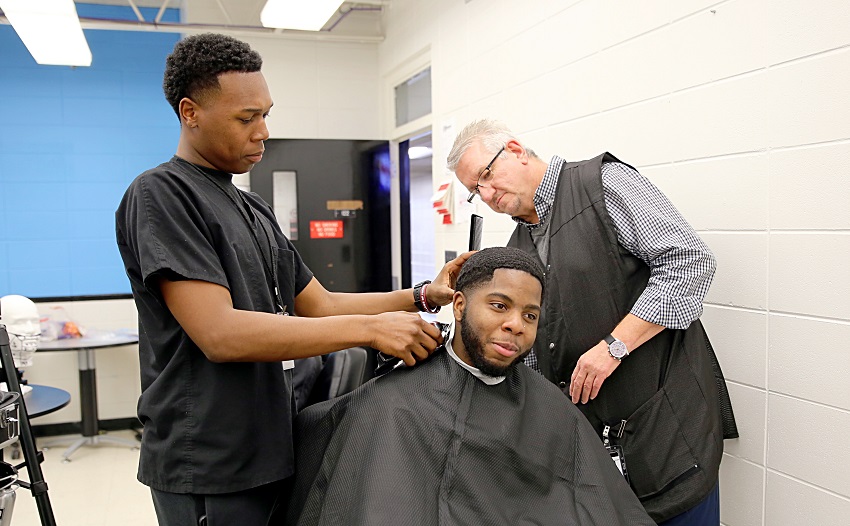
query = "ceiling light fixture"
xmin=260 ymin=0 xmax=345 ymax=31
xmin=0 ymin=0 xmax=92 ymax=67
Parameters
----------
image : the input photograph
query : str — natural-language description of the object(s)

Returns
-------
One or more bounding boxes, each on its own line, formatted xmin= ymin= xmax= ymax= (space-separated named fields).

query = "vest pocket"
xmin=616 ymin=386 xmax=700 ymax=500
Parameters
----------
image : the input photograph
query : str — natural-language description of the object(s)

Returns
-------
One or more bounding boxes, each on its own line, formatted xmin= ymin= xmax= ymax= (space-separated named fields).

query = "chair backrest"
xmin=305 ymin=347 xmax=368 ymax=407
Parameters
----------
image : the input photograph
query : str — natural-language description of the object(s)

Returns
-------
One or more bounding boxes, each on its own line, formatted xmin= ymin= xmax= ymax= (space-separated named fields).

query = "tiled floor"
xmin=7 ymin=431 xmax=157 ymax=526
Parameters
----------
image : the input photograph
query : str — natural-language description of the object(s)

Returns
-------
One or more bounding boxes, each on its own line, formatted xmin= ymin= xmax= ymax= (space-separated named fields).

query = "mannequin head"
xmin=0 ymin=295 xmax=40 ymax=367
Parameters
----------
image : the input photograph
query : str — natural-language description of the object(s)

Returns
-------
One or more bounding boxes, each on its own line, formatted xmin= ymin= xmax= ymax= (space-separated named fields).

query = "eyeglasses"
xmin=466 ymin=146 xmax=505 ymax=203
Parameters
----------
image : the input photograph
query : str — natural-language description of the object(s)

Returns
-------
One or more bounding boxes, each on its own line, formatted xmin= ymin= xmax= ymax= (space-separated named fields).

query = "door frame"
xmin=382 ymin=46 xmax=432 ymax=290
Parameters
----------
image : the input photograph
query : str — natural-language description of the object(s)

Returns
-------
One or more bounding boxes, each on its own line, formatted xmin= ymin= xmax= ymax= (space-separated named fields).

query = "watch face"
xmin=609 ymin=340 xmax=628 ymax=359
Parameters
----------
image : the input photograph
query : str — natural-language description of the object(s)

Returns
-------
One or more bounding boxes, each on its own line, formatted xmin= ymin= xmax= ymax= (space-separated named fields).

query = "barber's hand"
xmin=569 ymin=341 xmax=620 ymax=404
xmin=369 ymin=312 xmax=443 ymax=366
xmin=427 ymin=251 xmax=476 ymax=307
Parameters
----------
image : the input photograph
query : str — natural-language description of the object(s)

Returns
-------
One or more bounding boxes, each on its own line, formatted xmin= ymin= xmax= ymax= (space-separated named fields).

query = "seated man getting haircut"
xmin=285 ymin=247 xmax=653 ymax=526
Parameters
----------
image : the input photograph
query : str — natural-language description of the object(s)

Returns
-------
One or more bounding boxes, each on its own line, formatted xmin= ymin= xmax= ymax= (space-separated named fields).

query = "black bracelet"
xmin=413 ymin=280 xmax=431 ymax=312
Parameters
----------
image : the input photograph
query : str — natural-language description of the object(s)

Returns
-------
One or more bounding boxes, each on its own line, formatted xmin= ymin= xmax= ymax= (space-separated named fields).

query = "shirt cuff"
xmin=629 ymin=288 xmax=705 ymax=330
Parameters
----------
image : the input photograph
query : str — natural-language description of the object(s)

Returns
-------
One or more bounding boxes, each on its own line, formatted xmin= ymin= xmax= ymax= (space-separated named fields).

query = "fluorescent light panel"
xmin=260 ymin=0 xmax=344 ymax=31
xmin=408 ymin=146 xmax=432 ymax=160
xmin=0 ymin=0 xmax=91 ymax=66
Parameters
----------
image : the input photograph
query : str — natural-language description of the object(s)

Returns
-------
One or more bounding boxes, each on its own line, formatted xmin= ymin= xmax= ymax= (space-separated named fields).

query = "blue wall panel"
xmin=9 ymin=269 xmax=72 ymax=298
xmin=2 ymin=154 xmax=70 ymax=183
xmin=0 ymin=4 xmax=180 ymax=298
xmin=0 ymin=243 xmax=8 ymax=296
xmin=71 ymin=154 xmax=126 ymax=182
xmin=8 ymin=241 xmax=72 ymax=271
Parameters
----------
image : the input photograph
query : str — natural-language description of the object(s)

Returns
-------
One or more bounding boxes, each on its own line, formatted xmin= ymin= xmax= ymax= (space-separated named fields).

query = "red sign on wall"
xmin=309 ymin=220 xmax=344 ymax=239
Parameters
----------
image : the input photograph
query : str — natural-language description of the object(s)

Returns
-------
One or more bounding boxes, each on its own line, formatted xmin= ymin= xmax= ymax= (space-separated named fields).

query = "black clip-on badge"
xmin=602 ymin=420 xmax=630 ymax=483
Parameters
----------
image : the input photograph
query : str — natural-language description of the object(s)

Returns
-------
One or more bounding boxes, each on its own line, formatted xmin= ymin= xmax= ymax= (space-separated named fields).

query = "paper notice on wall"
xmin=453 ymin=179 xmax=474 ymax=224
xmin=441 ymin=117 xmax=456 ymax=168
xmin=431 ymin=178 xmax=475 ymax=225
xmin=432 ymin=179 xmax=453 ymax=224
xmin=432 ymin=180 xmax=451 ymax=214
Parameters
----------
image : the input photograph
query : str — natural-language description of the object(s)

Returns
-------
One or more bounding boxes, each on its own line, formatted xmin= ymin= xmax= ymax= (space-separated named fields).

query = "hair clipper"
xmin=374 ymin=321 xmax=450 ymax=377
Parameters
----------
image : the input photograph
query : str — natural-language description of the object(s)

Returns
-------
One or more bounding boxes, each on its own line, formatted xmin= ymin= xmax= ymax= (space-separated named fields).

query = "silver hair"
xmin=446 ymin=119 xmax=537 ymax=171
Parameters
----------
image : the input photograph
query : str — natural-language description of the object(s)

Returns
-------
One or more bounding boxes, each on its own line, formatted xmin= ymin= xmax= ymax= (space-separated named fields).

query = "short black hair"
xmin=163 ymin=33 xmax=263 ymax=116
xmin=456 ymin=247 xmax=545 ymax=299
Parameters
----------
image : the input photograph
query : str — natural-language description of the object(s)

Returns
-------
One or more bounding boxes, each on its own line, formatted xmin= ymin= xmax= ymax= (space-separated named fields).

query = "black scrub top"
xmin=116 ymin=156 xmax=313 ymax=494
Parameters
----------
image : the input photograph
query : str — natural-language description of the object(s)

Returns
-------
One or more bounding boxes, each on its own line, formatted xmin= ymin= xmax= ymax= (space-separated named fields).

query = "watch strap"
xmin=413 ymin=280 xmax=431 ymax=312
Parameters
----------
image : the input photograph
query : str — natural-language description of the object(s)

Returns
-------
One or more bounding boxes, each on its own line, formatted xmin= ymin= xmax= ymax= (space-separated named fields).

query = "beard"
xmin=459 ymin=309 xmax=531 ymax=377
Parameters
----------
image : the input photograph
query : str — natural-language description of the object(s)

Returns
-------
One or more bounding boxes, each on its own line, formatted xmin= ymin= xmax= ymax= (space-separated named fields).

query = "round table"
xmin=23 ymin=384 xmax=71 ymax=418
xmin=37 ymin=333 xmax=140 ymax=461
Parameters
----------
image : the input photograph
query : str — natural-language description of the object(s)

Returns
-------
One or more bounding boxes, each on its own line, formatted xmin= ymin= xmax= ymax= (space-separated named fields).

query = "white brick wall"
xmin=769 ymin=315 xmax=850 ymax=410
xmin=378 ymin=0 xmax=850 ymax=522
xmin=243 ymin=37 xmax=381 ymax=140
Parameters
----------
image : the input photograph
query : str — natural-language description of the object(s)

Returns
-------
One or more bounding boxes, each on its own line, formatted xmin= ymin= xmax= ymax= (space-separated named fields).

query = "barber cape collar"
xmin=444 ymin=322 xmax=505 ymax=386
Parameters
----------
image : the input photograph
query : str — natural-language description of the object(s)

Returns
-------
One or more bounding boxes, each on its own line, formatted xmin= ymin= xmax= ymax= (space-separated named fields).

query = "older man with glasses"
xmin=465 ymin=145 xmax=504 ymax=203
xmin=447 ymin=119 xmax=738 ymax=526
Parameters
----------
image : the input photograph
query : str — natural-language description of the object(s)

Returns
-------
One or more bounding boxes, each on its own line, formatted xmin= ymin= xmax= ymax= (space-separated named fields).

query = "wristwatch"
xmin=604 ymin=334 xmax=629 ymax=361
xmin=413 ymin=280 xmax=440 ymax=313
xmin=413 ymin=280 xmax=430 ymax=312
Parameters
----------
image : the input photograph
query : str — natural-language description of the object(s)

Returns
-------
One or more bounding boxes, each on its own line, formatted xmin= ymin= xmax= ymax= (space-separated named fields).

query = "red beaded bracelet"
xmin=420 ymin=283 xmax=440 ymax=314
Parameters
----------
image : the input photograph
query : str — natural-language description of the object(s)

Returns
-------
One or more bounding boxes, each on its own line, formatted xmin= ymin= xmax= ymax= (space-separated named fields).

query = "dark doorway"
xmin=250 ymin=139 xmax=391 ymax=293
xmin=398 ymin=139 xmax=411 ymax=289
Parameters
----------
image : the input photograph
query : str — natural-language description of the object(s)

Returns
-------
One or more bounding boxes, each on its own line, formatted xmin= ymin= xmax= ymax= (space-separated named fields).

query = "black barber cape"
xmin=285 ymin=348 xmax=654 ymax=525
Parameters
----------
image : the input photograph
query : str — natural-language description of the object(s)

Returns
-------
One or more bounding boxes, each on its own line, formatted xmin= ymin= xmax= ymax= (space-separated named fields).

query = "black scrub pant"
xmin=151 ymin=478 xmax=290 ymax=526
xmin=657 ymin=482 xmax=720 ymax=526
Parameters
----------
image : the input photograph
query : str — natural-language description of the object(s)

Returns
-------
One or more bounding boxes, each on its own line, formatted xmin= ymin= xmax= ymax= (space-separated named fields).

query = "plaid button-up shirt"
xmin=518 ymin=156 xmax=716 ymax=372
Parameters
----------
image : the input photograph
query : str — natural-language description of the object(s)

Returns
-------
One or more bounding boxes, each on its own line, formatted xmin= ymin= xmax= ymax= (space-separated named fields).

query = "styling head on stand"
xmin=0 ymin=299 xmax=57 ymax=526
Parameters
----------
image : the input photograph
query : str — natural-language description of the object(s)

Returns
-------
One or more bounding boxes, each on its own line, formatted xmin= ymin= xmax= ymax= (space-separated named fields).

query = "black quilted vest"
xmin=508 ymin=153 xmax=737 ymax=522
